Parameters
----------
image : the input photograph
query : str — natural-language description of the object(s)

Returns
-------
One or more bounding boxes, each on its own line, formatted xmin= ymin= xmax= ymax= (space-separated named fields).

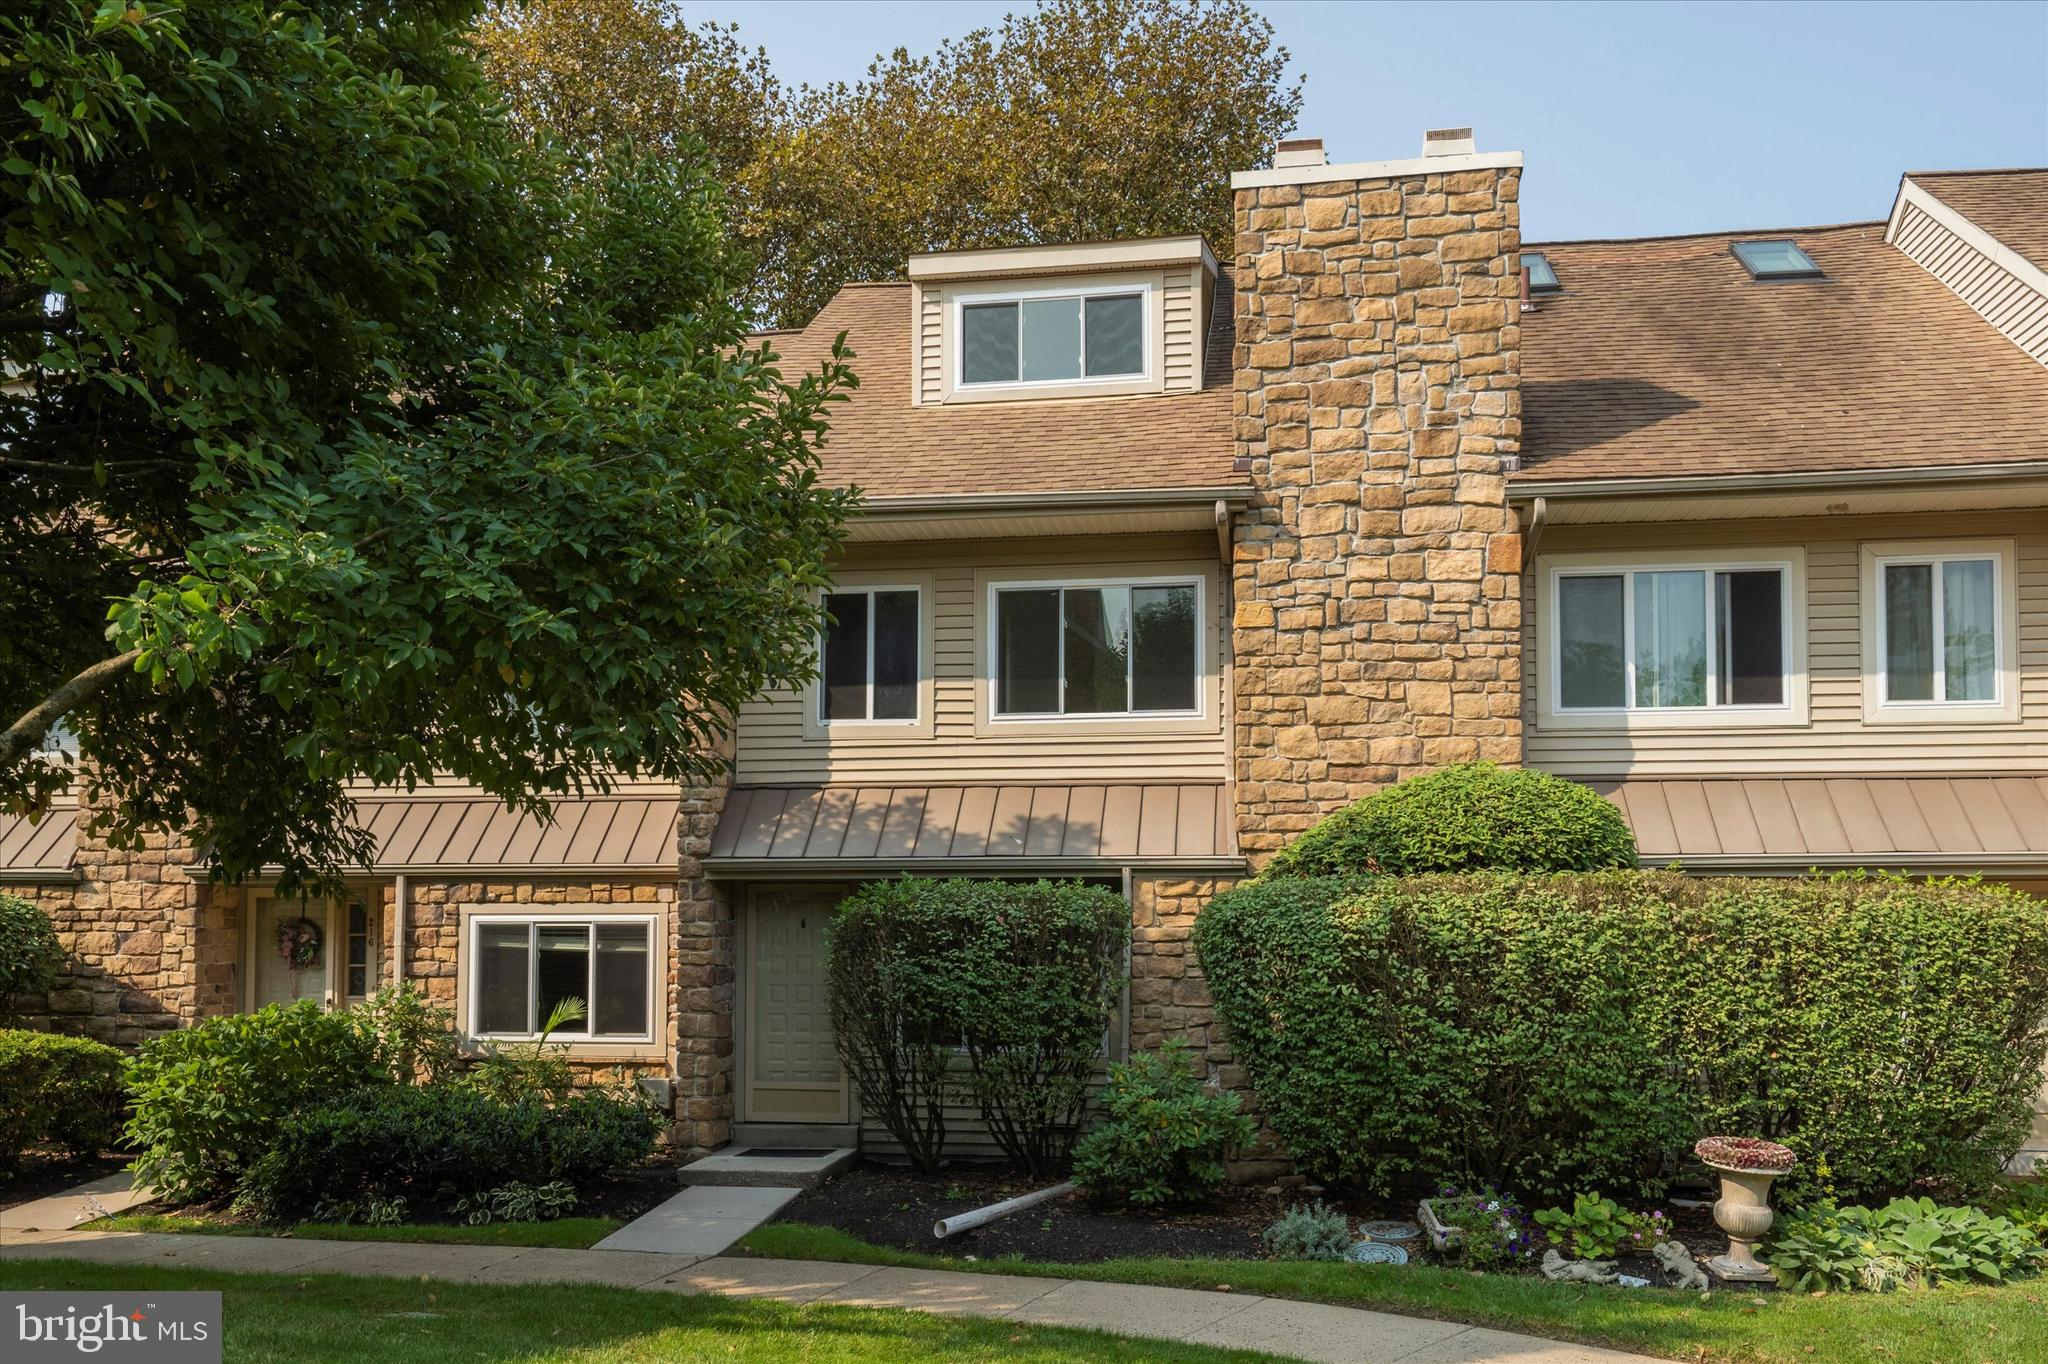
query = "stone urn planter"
xmin=1694 ymin=1136 xmax=1796 ymax=1283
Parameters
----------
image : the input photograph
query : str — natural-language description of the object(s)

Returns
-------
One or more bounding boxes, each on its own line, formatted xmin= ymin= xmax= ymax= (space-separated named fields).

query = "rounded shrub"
xmin=1262 ymin=763 xmax=1637 ymax=878
xmin=0 ymin=891 xmax=64 ymax=1015
xmin=1194 ymin=871 xmax=2048 ymax=1203
xmin=124 ymin=999 xmax=385 ymax=1200
xmin=0 ymin=1029 xmax=126 ymax=1170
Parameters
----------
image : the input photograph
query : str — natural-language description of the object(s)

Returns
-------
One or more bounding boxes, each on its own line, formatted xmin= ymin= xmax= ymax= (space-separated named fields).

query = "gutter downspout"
xmin=391 ymin=873 xmax=408 ymax=988
xmin=1524 ymin=496 xmax=1548 ymax=562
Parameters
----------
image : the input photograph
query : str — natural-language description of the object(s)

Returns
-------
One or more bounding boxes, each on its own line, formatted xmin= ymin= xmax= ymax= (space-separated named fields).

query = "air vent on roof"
xmin=1732 ymin=240 xmax=1822 ymax=280
xmin=1273 ymin=137 xmax=1326 ymax=169
xmin=1422 ymin=127 xmax=1476 ymax=157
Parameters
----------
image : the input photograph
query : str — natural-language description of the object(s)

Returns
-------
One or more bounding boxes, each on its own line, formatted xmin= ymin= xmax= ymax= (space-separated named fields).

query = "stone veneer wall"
xmin=1230 ymin=160 xmax=1526 ymax=861
xmin=9 ymin=823 xmax=235 ymax=1045
xmin=392 ymin=874 xmax=678 ymax=1094
xmin=672 ymin=771 xmax=735 ymax=1156
xmin=1128 ymin=873 xmax=1287 ymax=1179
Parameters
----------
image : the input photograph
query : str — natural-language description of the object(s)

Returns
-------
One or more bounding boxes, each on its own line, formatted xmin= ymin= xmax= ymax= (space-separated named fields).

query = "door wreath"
xmin=276 ymin=916 xmax=323 ymax=971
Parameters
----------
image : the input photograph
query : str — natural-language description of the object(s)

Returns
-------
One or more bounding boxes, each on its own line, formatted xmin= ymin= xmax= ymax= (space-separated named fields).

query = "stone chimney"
xmin=1229 ymin=131 xmax=1525 ymax=861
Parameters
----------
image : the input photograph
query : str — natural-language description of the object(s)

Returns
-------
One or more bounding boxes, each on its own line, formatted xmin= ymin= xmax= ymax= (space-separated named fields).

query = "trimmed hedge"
xmin=239 ymin=1084 xmax=662 ymax=1219
xmin=1262 ymin=763 xmax=1637 ymax=878
xmin=827 ymin=877 xmax=1130 ymax=1174
xmin=1195 ymin=871 xmax=2048 ymax=1202
xmin=0 ymin=1030 xmax=126 ymax=1170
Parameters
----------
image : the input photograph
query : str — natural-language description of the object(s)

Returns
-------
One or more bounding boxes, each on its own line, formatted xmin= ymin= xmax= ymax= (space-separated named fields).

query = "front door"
xmin=742 ymin=887 xmax=849 ymax=1124
xmin=248 ymin=896 xmax=378 ymax=1012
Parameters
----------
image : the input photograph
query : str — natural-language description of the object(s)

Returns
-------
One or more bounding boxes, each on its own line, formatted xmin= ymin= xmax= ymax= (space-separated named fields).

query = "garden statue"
xmin=1539 ymin=1249 xmax=1618 ymax=1284
xmin=1694 ymin=1135 xmax=1796 ymax=1283
xmin=1652 ymin=1239 xmax=1712 ymax=1291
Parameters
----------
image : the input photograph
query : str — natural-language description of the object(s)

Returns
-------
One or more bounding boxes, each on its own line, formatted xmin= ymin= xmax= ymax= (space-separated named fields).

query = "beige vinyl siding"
xmin=1892 ymin=198 xmax=2048 ymax=364
xmin=913 ymin=283 xmax=944 ymax=405
xmin=1161 ymin=267 xmax=1201 ymax=389
xmin=1524 ymin=510 xmax=2047 ymax=776
xmin=736 ymin=532 xmax=1229 ymax=785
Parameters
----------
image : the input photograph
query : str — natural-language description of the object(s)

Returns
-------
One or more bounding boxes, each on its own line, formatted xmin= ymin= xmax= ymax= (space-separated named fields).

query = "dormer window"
xmin=958 ymin=285 xmax=1148 ymax=388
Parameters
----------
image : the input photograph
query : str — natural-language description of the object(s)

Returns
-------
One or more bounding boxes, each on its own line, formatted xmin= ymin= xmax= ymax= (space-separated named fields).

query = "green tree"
xmin=479 ymin=0 xmax=1303 ymax=328
xmin=1 ymin=2 xmax=855 ymax=889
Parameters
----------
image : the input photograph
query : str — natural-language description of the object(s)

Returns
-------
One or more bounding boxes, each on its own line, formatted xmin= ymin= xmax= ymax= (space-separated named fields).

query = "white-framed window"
xmin=344 ymin=901 xmax=371 ymax=1000
xmin=1868 ymin=545 xmax=2009 ymax=713
xmin=468 ymin=913 xmax=657 ymax=1042
xmin=819 ymin=585 xmax=920 ymax=724
xmin=955 ymin=282 xmax=1150 ymax=389
xmin=1546 ymin=557 xmax=1798 ymax=717
xmin=988 ymin=576 xmax=1201 ymax=719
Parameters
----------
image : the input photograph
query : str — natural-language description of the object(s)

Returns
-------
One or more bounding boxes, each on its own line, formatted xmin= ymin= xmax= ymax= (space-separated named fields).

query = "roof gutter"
xmin=705 ymin=855 xmax=1249 ymax=881
xmin=1509 ymin=461 xmax=2048 ymax=502
xmin=1649 ymin=854 xmax=2048 ymax=878
xmin=855 ymin=486 xmax=1255 ymax=518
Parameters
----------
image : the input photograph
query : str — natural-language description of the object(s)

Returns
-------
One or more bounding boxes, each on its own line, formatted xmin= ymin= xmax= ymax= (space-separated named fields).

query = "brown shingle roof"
xmin=760 ymin=276 xmax=1238 ymax=498
xmin=1911 ymin=168 xmax=2048 ymax=274
xmin=1519 ymin=221 xmax=2048 ymax=483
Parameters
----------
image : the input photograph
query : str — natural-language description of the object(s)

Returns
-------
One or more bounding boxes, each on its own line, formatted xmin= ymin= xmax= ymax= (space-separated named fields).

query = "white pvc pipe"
xmin=932 ymin=1181 xmax=1077 ymax=1240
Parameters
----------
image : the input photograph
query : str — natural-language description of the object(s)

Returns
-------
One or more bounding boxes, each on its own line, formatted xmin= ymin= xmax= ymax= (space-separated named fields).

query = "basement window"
xmin=1731 ymin=240 xmax=1822 ymax=280
xmin=1523 ymin=252 xmax=1561 ymax=293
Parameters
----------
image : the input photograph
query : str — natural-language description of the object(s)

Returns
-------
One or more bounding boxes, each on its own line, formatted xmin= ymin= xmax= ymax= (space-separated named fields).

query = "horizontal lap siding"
xmin=1893 ymin=202 xmax=2048 ymax=364
xmin=1162 ymin=269 xmax=1199 ymax=390
xmin=736 ymin=533 xmax=1229 ymax=784
xmin=1525 ymin=511 xmax=2047 ymax=776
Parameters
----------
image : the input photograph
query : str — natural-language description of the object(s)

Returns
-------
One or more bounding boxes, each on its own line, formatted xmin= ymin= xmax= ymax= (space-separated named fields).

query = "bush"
xmin=355 ymin=983 xmax=461 ymax=1085
xmin=239 ymin=1084 xmax=660 ymax=1220
xmin=1195 ymin=871 xmax=2048 ymax=1202
xmin=827 ymin=877 xmax=1130 ymax=1175
xmin=1533 ymin=1192 xmax=1669 ymax=1261
xmin=1263 ymin=1200 xmax=1353 ymax=1261
xmin=1769 ymin=1197 xmax=2044 ymax=1291
xmin=0 ymin=891 xmax=63 ymax=1016
xmin=1262 ymin=763 xmax=1637 ymax=878
xmin=0 ymin=1030 xmax=126 ymax=1170
xmin=124 ymin=1000 xmax=385 ymax=1201
xmin=1072 ymin=1040 xmax=1256 ymax=1207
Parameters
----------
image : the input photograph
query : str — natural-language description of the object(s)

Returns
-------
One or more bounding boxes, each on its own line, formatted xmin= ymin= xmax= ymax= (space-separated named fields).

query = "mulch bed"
xmin=775 ymin=1160 xmax=1747 ymax=1284
xmin=0 ymin=1151 xmax=132 ymax=1212
xmin=779 ymin=1163 xmax=1304 ymax=1263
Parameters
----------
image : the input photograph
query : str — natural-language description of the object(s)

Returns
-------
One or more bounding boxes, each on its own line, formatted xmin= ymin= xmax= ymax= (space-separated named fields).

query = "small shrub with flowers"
xmin=1431 ymin=1185 xmax=1540 ymax=1270
xmin=1534 ymin=1192 xmax=1671 ymax=1262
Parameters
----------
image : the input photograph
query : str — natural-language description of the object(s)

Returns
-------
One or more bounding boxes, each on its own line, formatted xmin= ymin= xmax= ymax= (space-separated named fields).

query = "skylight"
xmin=1731 ymin=240 xmax=1822 ymax=280
xmin=1523 ymin=252 xmax=1561 ymax=293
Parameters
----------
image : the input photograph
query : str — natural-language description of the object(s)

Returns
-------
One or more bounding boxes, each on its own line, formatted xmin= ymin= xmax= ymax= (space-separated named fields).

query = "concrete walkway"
xmin=2 ymin=1180 xmax=1663 ymax=1364
xmin=592 ymin=1184 xmax=802 ymax=1255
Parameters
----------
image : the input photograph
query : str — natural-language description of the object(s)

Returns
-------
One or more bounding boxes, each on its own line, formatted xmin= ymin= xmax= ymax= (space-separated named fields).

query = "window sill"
xmin=1860 ymin=701 xmax=2022 ymax=727
xmin=1536 ymin=707 xmax=1810 ymax=733
xmin=465 ymin=1038 xmax=665 ymax=1063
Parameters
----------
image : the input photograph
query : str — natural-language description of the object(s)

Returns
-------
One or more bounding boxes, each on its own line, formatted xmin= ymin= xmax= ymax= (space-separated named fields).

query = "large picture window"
xmin=1552 ymin=563 xmax=1791 ymax=713
xmin=959 ymin=288 xmax=1146 ymax=387
xmin=470 ymin=915 xmax=656 ymax=1041
xmin=1874 ymin=552 xmax=2000 ymax=706
xmin=992 ymin=580 xmax=1199 ymax=718
xmin=819 ymin=587 xmax=920 ymax=723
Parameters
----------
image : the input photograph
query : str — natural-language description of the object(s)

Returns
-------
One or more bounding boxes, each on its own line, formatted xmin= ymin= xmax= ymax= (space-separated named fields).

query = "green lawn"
xmin=0 ymin=1261 xmax=1289 ymax=1364
xmin=739 ymin=1222 xmax=2047 ymax=1364
xmin=92 ymin=1212 xmax=619 ymax=1249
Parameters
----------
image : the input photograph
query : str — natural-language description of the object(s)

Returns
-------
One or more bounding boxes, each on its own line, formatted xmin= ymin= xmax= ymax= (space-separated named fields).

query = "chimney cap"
xmin=1272 ymin=137 xmax=1326 ymax=170
xmin=1423 ymin=127 xmax=1477 ymax=157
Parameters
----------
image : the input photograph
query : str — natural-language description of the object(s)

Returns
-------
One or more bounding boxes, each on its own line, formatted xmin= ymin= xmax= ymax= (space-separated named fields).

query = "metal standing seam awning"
xmin=705 ymin=782 xmax=1243 ymax=878
xmin=0 ymin=806 xmax=80 ymax=882
xmin=1589 ymin=775 xmax=2048 ymax=875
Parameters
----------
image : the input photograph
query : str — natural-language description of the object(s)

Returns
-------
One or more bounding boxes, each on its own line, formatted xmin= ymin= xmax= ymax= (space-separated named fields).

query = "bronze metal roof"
xmin=1590 ymin=776 xmax=2048 ymax=872
xmin=350 ymin=795 xmax=680 ymax=873
xmin=706 ymin=782 xmax=1240 ymax=874
xmin=0 ymin=806 xmax=79 ymax=881
xmin=1518 ymin=221 xmax=2048 ymax=484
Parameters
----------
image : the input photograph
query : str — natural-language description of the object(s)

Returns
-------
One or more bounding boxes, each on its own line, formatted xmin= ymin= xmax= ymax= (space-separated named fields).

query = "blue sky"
xmin=691 ymin=0 xmax=2048 ymax=242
